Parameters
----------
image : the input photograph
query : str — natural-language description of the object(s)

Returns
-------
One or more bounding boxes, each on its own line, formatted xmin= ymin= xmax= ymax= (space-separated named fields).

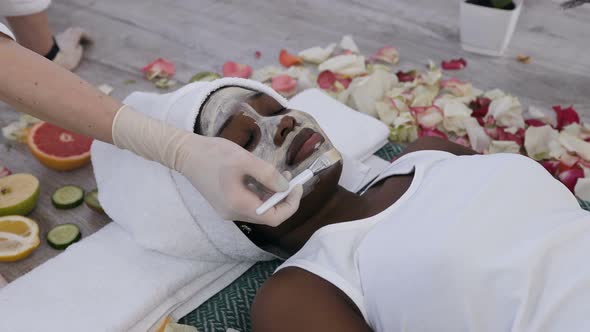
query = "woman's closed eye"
xmin=218 ymin=113 xmax=261 ymax=151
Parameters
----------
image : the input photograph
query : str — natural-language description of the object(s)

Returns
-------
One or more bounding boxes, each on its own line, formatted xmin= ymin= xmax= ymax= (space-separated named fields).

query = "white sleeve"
xmin=0 ymin=23 xmax=15 ymax=41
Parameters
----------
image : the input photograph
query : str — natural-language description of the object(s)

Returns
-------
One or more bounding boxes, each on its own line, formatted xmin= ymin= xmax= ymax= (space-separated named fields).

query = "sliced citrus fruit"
xmin=0 ymin=173 xmax=40 ymax=216
xmin=27 ymin=122 xmax=93 ymax=171
xmin=0 ymin=215 xmax=40 ymax=262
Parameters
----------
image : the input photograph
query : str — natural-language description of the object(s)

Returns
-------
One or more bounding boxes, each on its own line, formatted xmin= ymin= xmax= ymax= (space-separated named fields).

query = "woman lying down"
xmin=197 ymin=86 xmax=590 ymax=332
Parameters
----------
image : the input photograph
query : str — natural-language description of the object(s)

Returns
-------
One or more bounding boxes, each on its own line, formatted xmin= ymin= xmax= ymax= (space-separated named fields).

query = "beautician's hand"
xmin=112 ymin=106 xmax=304 ymax=226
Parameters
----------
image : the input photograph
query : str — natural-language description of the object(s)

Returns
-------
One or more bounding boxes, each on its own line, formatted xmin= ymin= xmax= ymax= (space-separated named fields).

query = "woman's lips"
xmin=286 ymin=128 xmax=325 ymax=166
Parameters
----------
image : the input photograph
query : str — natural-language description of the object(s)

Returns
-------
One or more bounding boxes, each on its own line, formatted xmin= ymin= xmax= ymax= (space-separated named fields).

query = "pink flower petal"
xmin=396 ymin=70 xmax=417 ymax=83
xmin=271 ymin=74 xmax=297 ymax=96
xmin=441 ymin=58 xmax=467 ymax=70
xmin=371 ymin=46 xmax=399 ymax=64
xmin=0 ymin=166 xmax=11 ymax=178
xmin=141 ymin=58 xmax=176 ymax=80
xmin=452 ymin=136 xmax=471 ymax=147
xmin=411 ymin=106 xmax=443 ymax=129
xmin=541 ymin=160 xmax=560 ymax=176
xmin=497 ymin=127 xmax=525 ymax=146
xmin=525 ymin=119 xmax=547 ymax=127
xmin=255 ymin=51 xmax=262 ymax=59
xmin=419 ymin=127 xmax=448 ymax=139
xmin=553 ymin=105 xmax=580 ymax=130
xmin=469 ymin=97 xmax=492 ymax=118
xmin=222 ymin=61 xmax=253 ymax=78
xmin=317 ymin=70 xmax=351 ymax=91
xmin=558 ymin=168 xmax=584 ymax=192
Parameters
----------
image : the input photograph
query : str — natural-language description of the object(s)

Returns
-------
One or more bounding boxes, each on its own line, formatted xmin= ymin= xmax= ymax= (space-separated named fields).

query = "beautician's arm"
xmin=0 ymin=33 xmax=302 ymax=226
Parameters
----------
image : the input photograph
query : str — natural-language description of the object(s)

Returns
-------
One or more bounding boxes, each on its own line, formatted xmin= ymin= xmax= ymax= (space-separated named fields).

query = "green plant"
xmin=491 ymin=0 xmax=514 ymax=8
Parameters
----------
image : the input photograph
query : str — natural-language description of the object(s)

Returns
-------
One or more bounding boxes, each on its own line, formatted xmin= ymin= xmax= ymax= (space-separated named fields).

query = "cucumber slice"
xmin=52 ymin=185 xmax=84 ymax=209
xmin=47 ymin=223 xmax=81 ymax=250
xmin=84 ymin=189 xmax=104 ymax=214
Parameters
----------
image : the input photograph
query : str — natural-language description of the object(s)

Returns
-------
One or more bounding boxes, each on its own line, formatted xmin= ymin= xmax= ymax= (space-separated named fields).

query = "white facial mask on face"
xmin=199 ymin=87 xmax=341 ymax=196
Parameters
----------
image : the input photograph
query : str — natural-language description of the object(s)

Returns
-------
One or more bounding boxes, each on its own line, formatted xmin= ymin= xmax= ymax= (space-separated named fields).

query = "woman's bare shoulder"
xmin=402 ymin=136 xmax=478 ymax=156
xmin=251 ymin=267 xmax=372 ymax=332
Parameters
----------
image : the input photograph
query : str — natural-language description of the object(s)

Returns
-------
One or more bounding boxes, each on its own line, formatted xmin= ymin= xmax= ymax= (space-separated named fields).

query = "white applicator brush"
xmin=256 ymin=149 xmax=341 ymax=215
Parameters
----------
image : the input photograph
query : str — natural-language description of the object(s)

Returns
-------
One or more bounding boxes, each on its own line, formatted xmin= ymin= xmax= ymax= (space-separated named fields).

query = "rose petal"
xmin=575 ymin=178 xmax=590 ymax=201
xmin=525 ymin=119 xmax=546 ymax=127
xmin=271 ymin=74 xmax=298 ymax=97
xmin=441 ymin=58 xmax=467 ymax=70
xmin=371 ymin=46 xmax=399 ymax=64
xmin=252 ymin=66 xmax=284 ymax=83
xmin=487 ymin=95 xmax=525 ymax=129
xmin=255 ymin=51 xmax=262 ymax=59
xmin=298 ymin=44 xmax=336 ymax=64
xmin=483 ymin=89 xmax=506 ymax=101
xmin=419 ymin=127 xmax=448 ymax=139
xmin=497 ymin=127 xmax=525 ymax=146
xmin=190 ymin=71 xmax=221 ymax=82
xmin=340 ymin=35 xmax=360 ymax=53
xmin=469 ymin=96 xmax=492 ymax=118
xmin=278 ymin=49 xmax=303 ymax=67
xmin=411 ymin=106 xmax=443 ymax=129
xmin=410 ymin=84 xmax=440 ymax=107
xmin=558 ymin=168 xmax=584 ymax=192
xmin=347 ymin=69 xmax=396 ymax=117
xmin=141 ymin=58 xmax=176 ymax=80
xmin=222 ymin=61 xmax=253 ymax=78
xmin=559 ymin=132 xmax=590 ymax=161
xmin=463 ymin=117 xmax=491 ymax=153
xmin=541 ymin=160 xmax=560 ymax=176
xmin=0 ymin=166 xmax=11 ymax=178
xmin=524 ymin=125 xmax=565 ymax=161
xmin=375 ymin=101 xmax=399 ymax=125
xmin=318 ymin=54 xmax=367 ymax=76
xmin=553 ymin=105 xmax=580 ymax=130
xmin=396 ymin=70 xmax=417 ymax=83
xmin=486 ymin=140 xmax=521 ymax=154
xmin=453 ymin=136 xmax=471 ymax=148
xmin=442 ymin=100 xmax=472 ymax=136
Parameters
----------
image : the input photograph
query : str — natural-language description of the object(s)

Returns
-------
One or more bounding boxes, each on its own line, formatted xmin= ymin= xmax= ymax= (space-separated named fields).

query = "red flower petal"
xmin=558 ymin=168 xmax=584 ymax=192
xmin=271 ymin=74 xmax=297 ymax=93
xmin=222 ymin=61 xmax=253 ymax=78
xmin=255 ymin=51 xmax=262 ymax=59
xmin=317 ymin=70 xmax=337 ymax=90
xmin=469 ymin=97 xmax=492 ymax=118
xmin=497 ymin=127 xmax=525 ymax=146
xmin=396 ymin=70 xmax=417 ymax=83
xmin=541 ymin=160 xmax=560 ymax=176
xmin=525 ymin=119 xmax=547 ymax=127
xmin=335 ymin=74 xmax=352 ymax=89
xmin=419 ymin=127 xmax=448 ymax=139
xmin=484 ymin=126 xmax=500 ymax=140
xmin=553 ymin=105 xmax=580 ymax=130
xmin=0 ymin=166 xmax=11 ymax=178
xmin=279 ymin=49 xmax=303 ymax=67
xmin=371 ymin=46 xmax=399 ymax=64
xmin=141 ymin=58 xmax=176 ymax=80
xmin=441 ymin=58 xmax=467 ymax=70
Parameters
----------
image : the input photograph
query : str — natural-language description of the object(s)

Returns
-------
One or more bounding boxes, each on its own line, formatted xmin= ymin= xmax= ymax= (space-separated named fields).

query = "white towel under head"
xmin=0 ymin=79 xmax=390 ymax=332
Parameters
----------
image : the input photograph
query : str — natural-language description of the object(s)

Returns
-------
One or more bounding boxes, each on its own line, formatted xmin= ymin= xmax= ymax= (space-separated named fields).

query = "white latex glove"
xmin=53 ymin=27 xmax=91 ymax=71
xmin=112 ymin=105 xmax=303 ymax=226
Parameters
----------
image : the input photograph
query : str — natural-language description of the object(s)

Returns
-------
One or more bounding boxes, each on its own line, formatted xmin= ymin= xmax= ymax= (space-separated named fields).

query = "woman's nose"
xmin=273 ymin=116 xmax=296 ymax=146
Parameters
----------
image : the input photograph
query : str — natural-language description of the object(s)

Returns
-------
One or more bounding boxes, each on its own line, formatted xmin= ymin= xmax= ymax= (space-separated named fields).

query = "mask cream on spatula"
xmin=256 ymin=149 xmax=341 ymax=215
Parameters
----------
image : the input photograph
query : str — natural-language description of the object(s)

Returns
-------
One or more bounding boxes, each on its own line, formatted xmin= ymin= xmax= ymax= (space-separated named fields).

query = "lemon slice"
xmin=0 ymin=215 xmax=40 ymax=262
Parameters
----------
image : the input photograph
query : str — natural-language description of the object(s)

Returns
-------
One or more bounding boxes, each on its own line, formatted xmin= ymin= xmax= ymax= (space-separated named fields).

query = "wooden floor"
xmin=1 ymin=0 xmax=590 ymax=282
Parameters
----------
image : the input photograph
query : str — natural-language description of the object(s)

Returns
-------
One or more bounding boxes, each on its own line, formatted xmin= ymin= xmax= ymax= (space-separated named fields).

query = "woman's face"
xmin=198 ymin=86 xmax=343 ymax=240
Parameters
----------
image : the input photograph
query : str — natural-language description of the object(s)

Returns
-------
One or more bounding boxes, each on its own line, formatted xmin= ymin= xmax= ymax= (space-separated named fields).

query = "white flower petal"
xmin=463 ymin=117 xmax=491 ymax=153
xmin=484 ymin=89 xmax=506 ymax=100
xmin=346 ymin=69 xmax=395 ymax=117
xmin=524 ymin=125 xmax=565 ymax=160
xmin=562 ymin=123 xmax=582 ymax=137
xmin=298 ymin=43 xmax=336 ymax=64
xmin=559 ymin=132 xmax=590 ymax=161
xmin=575 ymin=178 xmax=590 ymax=201
xmin=252 ymin=66 xmax=284 ymax=82
xmin=487 ymin=95 xmax=525 ymax=129
xmin=375 ymin=101 xmax=398 ymax=125
xmin=340 ymin=35 xmax=360 ymax=53
xmin=487 ymin=141 xmax=521 ymax=154
xmin=442 ymin=100 xmax=472 ymax=136
xmin=411 ymin=85 xmax=440 ymax=107
xmin=318 ymin=54 xmax=366 ymax=76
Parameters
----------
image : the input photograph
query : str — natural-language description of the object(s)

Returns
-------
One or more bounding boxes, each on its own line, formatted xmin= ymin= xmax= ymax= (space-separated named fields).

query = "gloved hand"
xmin=53 ymin=27 xmax=91 ymax=71
xmin=112 ymin=105 xmax=303 ymax=226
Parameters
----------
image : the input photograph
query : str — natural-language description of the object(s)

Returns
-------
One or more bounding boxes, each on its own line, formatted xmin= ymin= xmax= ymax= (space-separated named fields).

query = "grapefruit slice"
xmin=27 ymin=122 xmax=93 ymax=171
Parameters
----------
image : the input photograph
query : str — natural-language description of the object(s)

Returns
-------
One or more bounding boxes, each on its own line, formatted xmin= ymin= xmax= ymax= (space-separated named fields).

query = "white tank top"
xmin=277 ymin=151 xmax=590 ymax=331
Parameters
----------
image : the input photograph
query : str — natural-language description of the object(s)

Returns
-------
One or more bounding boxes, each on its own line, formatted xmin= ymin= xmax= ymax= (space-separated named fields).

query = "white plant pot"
xmin=460 ymin=0 xmax=523 ymax=56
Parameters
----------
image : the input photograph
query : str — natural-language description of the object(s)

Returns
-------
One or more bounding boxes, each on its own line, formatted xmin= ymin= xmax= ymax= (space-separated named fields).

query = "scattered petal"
xmin=525 ymin=119 xmax=547 ymax=127
xmin=412 ymin=106 xmax=443 ymax=128
xmin=279 ymin=49 xmax=303 ymax=67
xmin=347 ymin=69 xmax=396 ymax=117
xmin=419 ymin=127 xmax=448 ymax=139
xmin=524 ymin=125 xmax=565 ymax=160
xmin=442 ymin=100 xmax=472 ymax=136
xmin=97 ymin=84 xmax=113 ymax=95
xmin=541 ymin=160 xmax=560 ymax=176
xmin=497 ymin=127 xmax=525 ymax=146
xmin=190 ymin=71 xmax=221 ymax=82
xmin=317 ymin=70 xmax=351 ymax=92
xmin=298 ymin=44 xmax=336 ymax=64
xmin=487 ymin=140 xmax=521 ymax=154
xmin=469 ymin=96 xmax=492 ymax=118
xmin=271 ymin=74 xmax=298 ymax=97
xmin=410 ymin=84 xmax=439 ymax=107
xmin=452 ymin=136 xmax=471 ymax=148
xmin=154 ymin=78 xmax=177 ymax=89
xmin=553 ymin=105 xmax=580 ymax=130
xmin=0 ymin=166 xmax=11 ymax=178
xmin=141 ymin=58 xmax=176 ymax=80
xmin=255 ymin=50 xmax=262 ymax=59
xmin=483 ymin=89 xmax=506 ymax=101
xmin=222 ymin=61 xmax=253 ymax=78
xmin=560 ymin=153 xmax=580 ymax=168
xmin=252 ymin=66 xmax=284 ymax=83
xmin=340 ymin=35 xmax=360 ymax=53
xmin=285 ymin=66 xmax=316 ymax=91
xmin=318 ymin=54 xmax=366 ymax=76
xmin=440 ymin=78 xmax=473 ymax=97
xmin=559 ymin=132 xmax=590 ymax=161
xmin=487 ymin=95 xmax=525 ymax=129
xmin=575 ymin=178 xmax=590 ymax=201
xmin=463 ymin=117 xmax=491 ymax=153
xmin=375 ymin=101 xmax=399 ymax=125
xmin=441 ymin=58 xmax=467 ymax=70
xmin=371 ymin=46 xmax=399 ymax=64
xmin=558 ymin=168 xmax=584 ymax=192
xmin=516 ymin=54 xmax=532 ymax=64
xmin=420 ymin=66 xmax=442 ymax=86
xmin=396 ymin=70 xmax=417 ymax=83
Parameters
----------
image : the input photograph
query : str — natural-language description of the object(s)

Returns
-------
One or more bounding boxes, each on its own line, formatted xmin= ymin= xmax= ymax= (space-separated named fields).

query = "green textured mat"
xmin=181 ymin=142 xmax=590 ymax=332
